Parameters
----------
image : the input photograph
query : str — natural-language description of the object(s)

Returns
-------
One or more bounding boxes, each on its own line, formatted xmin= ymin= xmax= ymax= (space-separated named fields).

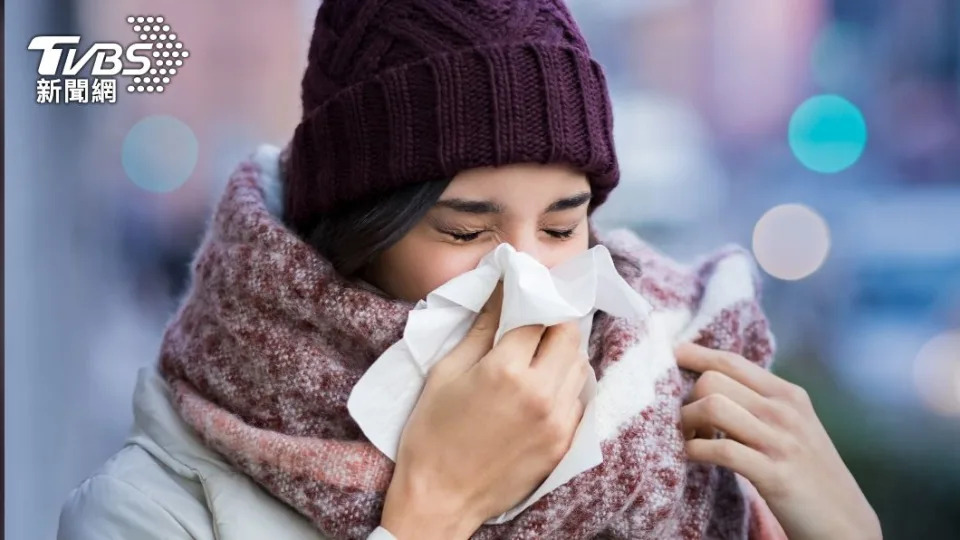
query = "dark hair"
xmin=300 ymin=178 xmax=453 ymax=277
xmin=291 ymin=180 xmax=605 ymax=280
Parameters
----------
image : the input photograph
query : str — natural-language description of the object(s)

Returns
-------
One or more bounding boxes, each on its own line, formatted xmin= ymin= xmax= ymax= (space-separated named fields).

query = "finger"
xmin=685 ymin=438 xmax=774 ymax=487
xmin=530 ymin=321 xmax=582 ymax=382
xmin=433 ymin=282 xmax=503 ymax=376
xmin=563 ymin=390 xmax=586 ymax=433
xmin=494 ymin=324 xmax=547 ymax=368
xmin=686 ymin=369 xmax=766 ymax=417
xmin=675 ymin=342 xmax=789 ymax=399
xmin=554 ymin=353 xmax=591 ymax=404
xmin=681 ymin=394 xmax=778 ymax=454
xmin=543 ymin=398 xmax=585 ymax=464
xmin=484 ymin=280 xmax=504 ymax=318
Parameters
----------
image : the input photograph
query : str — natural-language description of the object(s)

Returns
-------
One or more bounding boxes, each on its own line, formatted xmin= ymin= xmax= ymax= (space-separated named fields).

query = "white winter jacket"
xmin=56 ymin=366 xmax=396 ymax=540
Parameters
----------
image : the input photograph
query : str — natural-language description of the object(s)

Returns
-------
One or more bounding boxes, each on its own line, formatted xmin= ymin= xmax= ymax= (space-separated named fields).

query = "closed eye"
xmin=448 ymin=230 xmax=484 ymax=242
xmin=546 ymin=228 xmax=576 ymax=239
xmin=442 ymin=227 xmax=577 ymax=243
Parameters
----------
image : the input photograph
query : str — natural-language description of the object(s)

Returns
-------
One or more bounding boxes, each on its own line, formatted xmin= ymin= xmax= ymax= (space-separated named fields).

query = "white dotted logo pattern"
xmin=124 ymin=15 xmax=189 ymax=94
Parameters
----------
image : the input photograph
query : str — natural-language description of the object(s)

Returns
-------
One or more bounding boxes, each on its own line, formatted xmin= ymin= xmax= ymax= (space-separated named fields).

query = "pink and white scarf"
xmin=158 ymin=148 xmax=784 ymax=539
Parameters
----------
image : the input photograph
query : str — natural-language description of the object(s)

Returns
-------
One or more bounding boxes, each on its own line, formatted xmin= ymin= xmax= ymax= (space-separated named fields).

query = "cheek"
xmin=416 ymin=251 xmax=479 ymax=292
xmin=388 ymin=242 xmax=486 ymax=300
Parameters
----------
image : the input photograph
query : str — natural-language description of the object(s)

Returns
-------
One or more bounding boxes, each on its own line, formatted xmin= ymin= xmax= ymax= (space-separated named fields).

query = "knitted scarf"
xmin=158 ymin=151 xmax=779 ymax=539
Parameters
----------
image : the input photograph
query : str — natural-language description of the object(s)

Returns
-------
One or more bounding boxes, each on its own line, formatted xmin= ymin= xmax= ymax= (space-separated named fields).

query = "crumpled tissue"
xmin=347 ymin=242 xmax=654 ymax=524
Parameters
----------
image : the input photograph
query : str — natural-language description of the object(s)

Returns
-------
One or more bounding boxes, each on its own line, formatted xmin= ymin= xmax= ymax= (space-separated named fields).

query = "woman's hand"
xmin=675 ymin=342 xmax=882 ymax=540
xmin=381 ymin=283 xmax=591 ymax=540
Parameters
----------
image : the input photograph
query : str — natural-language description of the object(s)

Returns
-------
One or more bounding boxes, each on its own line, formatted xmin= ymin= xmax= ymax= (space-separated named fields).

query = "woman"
xmin=58 ymin=1 xmax=881 ymax=539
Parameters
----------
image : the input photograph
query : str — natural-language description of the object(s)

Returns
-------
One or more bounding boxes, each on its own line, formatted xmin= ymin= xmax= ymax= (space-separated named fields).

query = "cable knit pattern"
xmin=284 ymin=0 xmax=619 ymax=238
xmin=156 ymin=151 xmax=784 ymax=539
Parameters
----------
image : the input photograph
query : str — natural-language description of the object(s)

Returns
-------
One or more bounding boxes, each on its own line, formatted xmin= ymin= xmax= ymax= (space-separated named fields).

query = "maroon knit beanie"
xmin=284 ymin=0 xmax=620 ymax=238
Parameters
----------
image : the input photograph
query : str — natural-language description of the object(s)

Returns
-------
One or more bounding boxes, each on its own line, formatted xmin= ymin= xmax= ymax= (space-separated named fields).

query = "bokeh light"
xmin=752 ymin=203 xmax=831 ymax=280
xmin=913 ymin=330 xmax=960 ymax=416
xmin=788 ymin=94 xmax=867 ymax=173
xmin=121 ymin=115 xmax=198 ymax=193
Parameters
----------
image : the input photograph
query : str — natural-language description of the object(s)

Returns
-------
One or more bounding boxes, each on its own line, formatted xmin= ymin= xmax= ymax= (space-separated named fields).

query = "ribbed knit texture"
xmin=284 ymin=0 xmax=619 ymax=238
xmin=156 ymin=155 xmax=786 ymax=539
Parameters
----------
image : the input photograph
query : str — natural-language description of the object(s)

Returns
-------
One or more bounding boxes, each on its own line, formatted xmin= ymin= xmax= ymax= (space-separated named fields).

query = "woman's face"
xmin=365 ymin=163 xmax=592 ymax=302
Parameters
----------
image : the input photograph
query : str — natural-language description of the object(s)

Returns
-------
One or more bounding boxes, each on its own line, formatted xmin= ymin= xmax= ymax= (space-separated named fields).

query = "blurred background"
xmin=5 ymin=0 xmax=959 ymax=539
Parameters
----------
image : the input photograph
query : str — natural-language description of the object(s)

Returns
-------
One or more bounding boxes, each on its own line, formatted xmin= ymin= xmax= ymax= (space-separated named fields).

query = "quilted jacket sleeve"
xmin=58 ymin=474 xmax=193 ymax=540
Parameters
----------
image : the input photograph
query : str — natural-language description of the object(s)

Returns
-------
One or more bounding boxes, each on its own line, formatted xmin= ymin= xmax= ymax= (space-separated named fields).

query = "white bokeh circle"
xmin=913 ymin=331 xmax=960 ymax=416
xmin=752 ymin=204 xmax=831 ymax=280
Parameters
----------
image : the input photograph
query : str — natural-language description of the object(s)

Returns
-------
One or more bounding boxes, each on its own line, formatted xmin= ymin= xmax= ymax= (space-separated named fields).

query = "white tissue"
xmin=347 ymin=243 xmax=654 ymax=524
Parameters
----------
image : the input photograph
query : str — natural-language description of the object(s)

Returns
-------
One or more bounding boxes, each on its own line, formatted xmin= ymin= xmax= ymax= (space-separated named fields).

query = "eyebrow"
xmin=435 ymin=191 xmax=592 ymax=214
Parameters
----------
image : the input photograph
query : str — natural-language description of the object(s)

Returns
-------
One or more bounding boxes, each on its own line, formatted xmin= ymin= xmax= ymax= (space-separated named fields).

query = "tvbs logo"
xmin=28 ymin=36 xmax=151 ymax=77
xmin=28 ymin=15 xmax=188 ymax=104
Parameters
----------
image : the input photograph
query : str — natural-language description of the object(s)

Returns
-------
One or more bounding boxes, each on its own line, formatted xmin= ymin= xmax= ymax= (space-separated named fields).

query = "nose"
xmin=504 ymin=229 xmax=550 ymax=267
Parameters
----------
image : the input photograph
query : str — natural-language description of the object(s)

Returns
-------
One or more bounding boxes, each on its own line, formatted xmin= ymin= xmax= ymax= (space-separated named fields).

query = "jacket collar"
xmin=127 ymin=366 xmax=326 ymax=540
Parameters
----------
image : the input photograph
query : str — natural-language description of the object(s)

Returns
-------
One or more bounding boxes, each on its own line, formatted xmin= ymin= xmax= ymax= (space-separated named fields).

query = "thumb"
xmin=430 ymin=281 xmax=503 ymax=379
